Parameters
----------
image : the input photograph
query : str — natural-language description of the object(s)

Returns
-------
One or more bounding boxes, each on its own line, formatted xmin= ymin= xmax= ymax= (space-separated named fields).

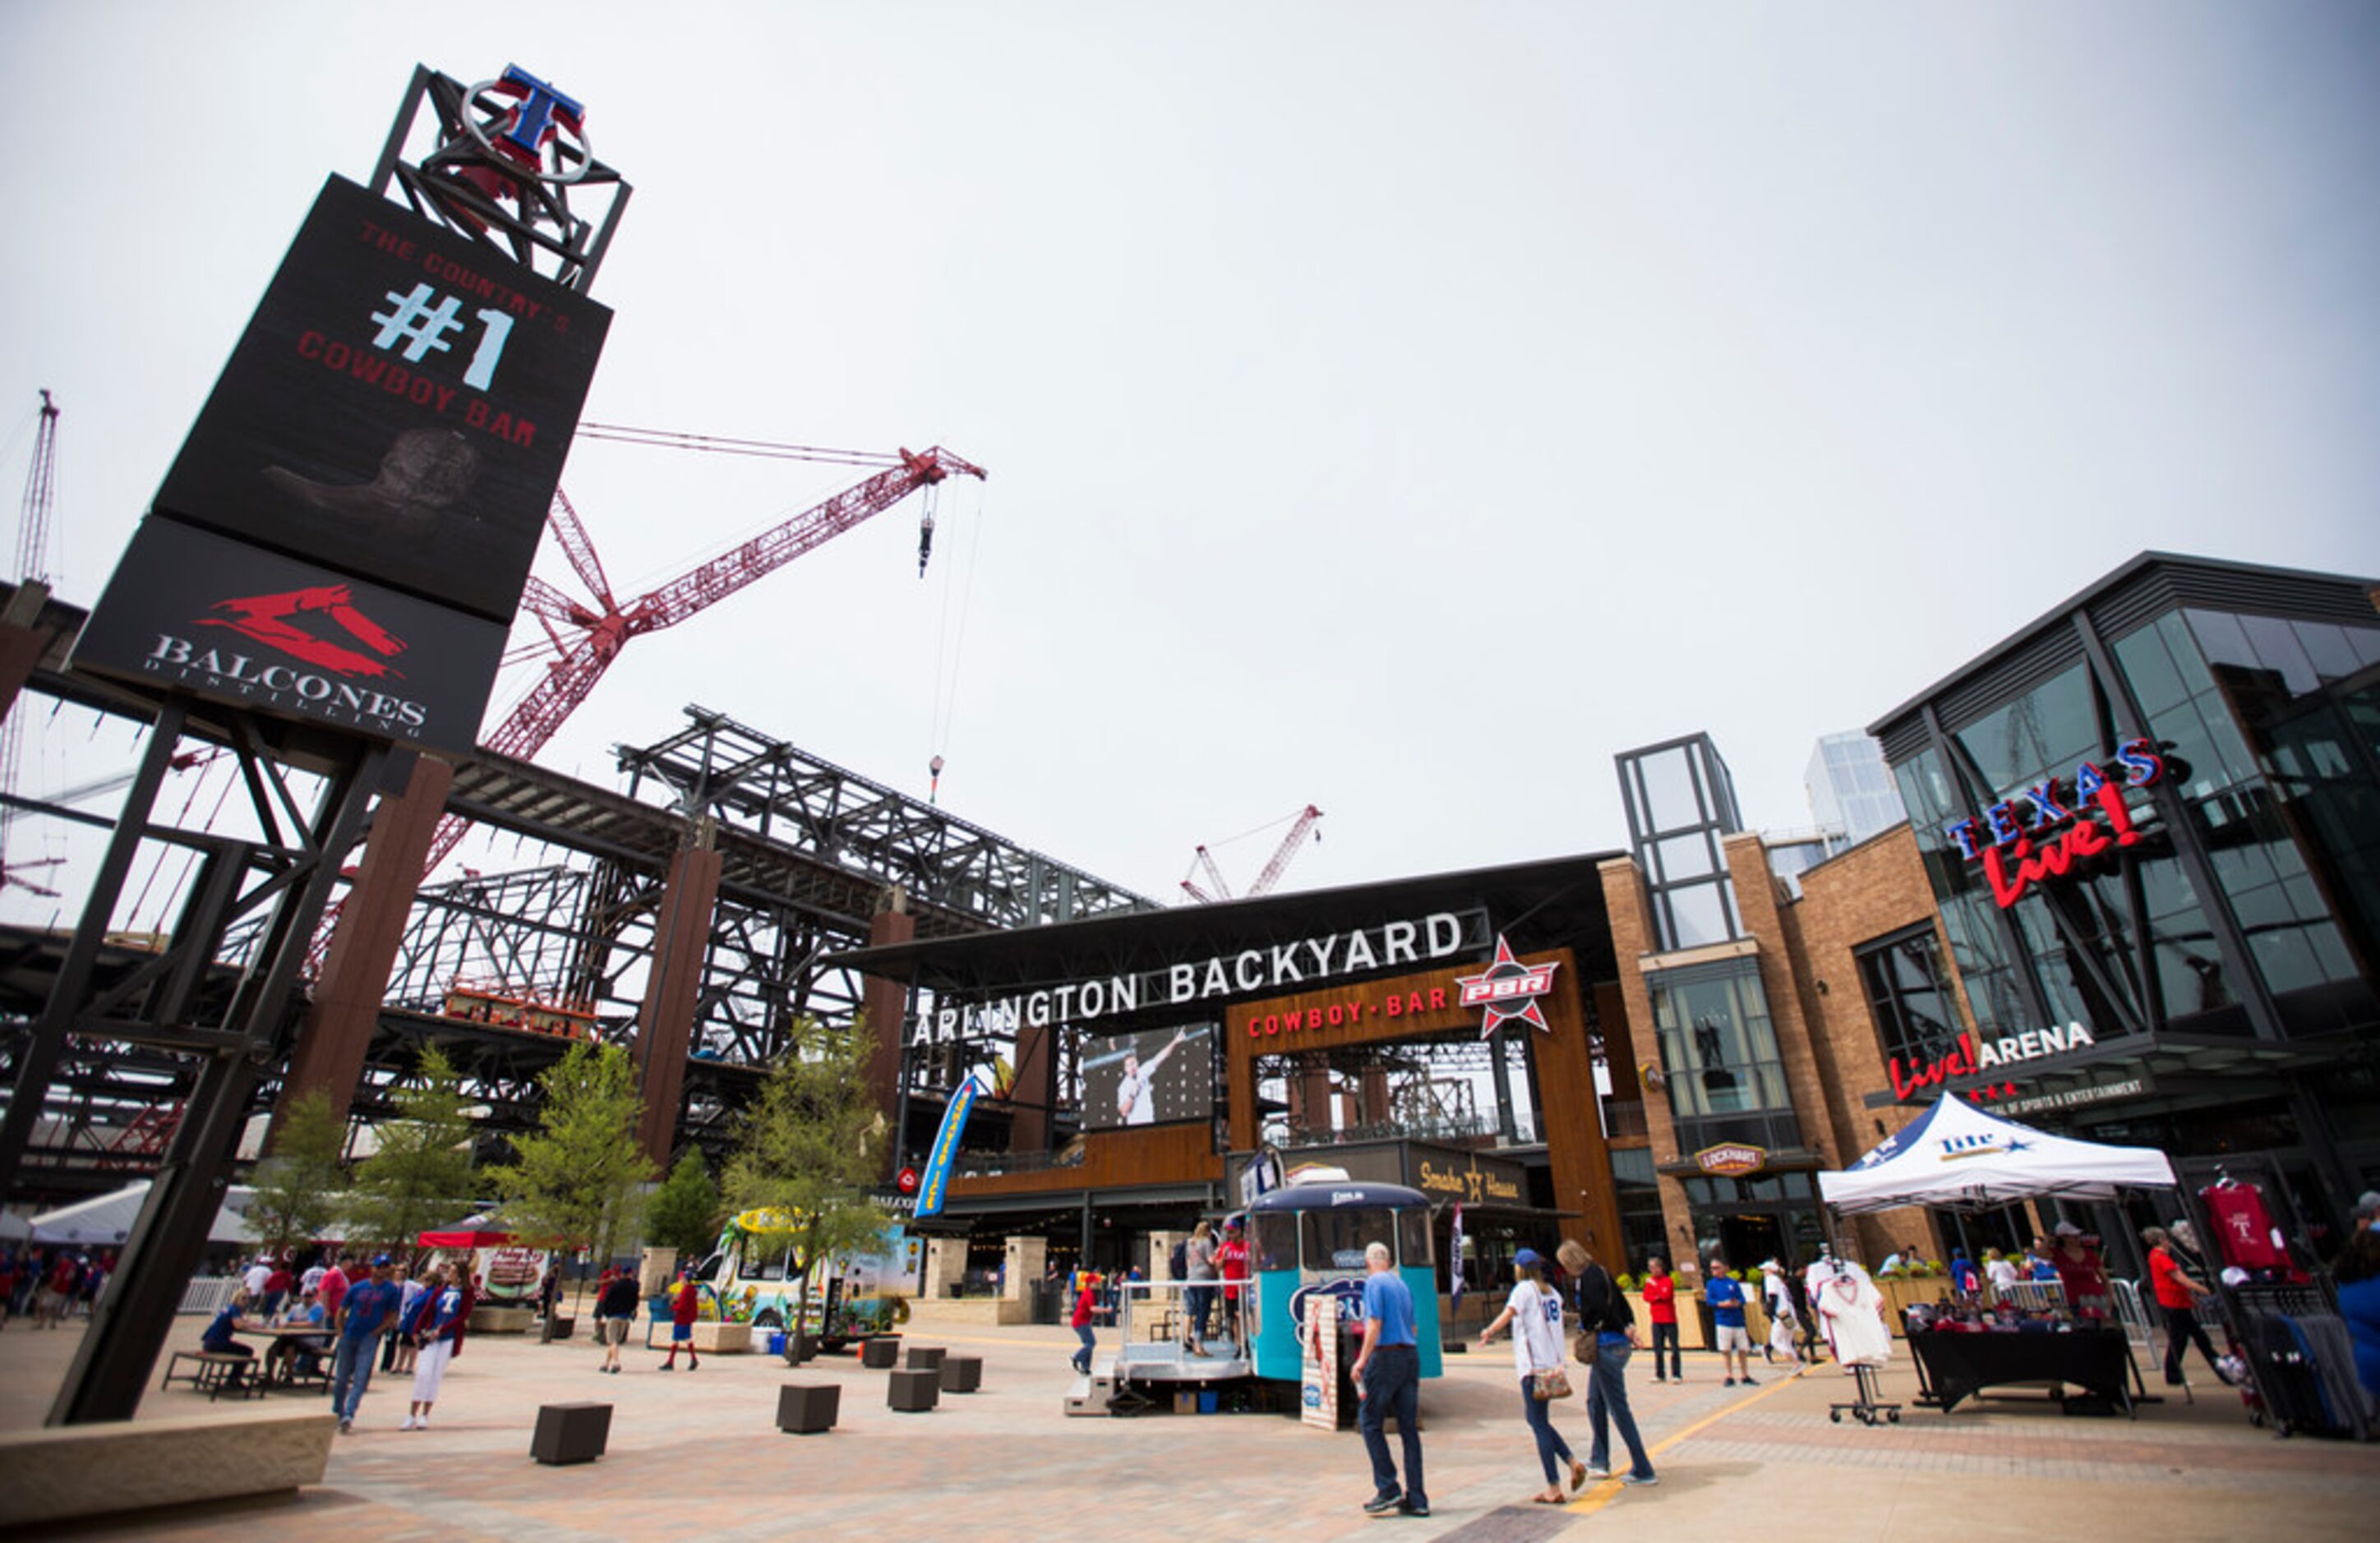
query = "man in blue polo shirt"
xmin=330 ymin=1256 xmax=402 ymax=1432
xmin=1348 ymin=1241 xmax=1428 ymax=1518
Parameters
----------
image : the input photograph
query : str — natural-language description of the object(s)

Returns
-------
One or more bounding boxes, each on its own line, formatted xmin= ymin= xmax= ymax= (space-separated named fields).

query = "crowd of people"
xmin=0 ymin=1245 xmax=113 ymax=1329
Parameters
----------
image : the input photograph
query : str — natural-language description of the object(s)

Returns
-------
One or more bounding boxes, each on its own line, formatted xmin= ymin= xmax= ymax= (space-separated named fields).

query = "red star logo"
xmin=1455 ymin=936 xmax=1559 ymax=1039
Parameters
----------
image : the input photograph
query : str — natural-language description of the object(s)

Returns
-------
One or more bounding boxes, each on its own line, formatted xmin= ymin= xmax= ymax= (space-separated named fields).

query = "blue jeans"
xmin=1358 ymin=1344 xmax=1426 ymax=1506
xmin=1183 ymin=1283 xmax=1215 ymax=1342
xmin=1587 ymin=1336 xmax=1654 ymax=1479
xmin=1072 ymin=1324 xmax=1095 ymax=1372
xmin=330 ymin=1333 xmax=375 ymax=1421
xmin=1520 ymin=1377 xmax=1576 ymax=1485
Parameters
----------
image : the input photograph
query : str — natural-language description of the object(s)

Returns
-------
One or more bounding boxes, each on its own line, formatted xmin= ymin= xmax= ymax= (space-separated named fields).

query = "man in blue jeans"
xmin=330 ymin=1256 xmax=401 ymax=1433
xmin=1559 ymin=1239 xmax=1657 ymax=1485
xmin=1349 ymin=1241 xmax=1428 ymax=1518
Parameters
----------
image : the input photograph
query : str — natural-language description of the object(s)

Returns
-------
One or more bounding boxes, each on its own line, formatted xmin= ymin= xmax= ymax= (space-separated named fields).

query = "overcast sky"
xmin=3 ymin=2 xmax=2377 ymax=928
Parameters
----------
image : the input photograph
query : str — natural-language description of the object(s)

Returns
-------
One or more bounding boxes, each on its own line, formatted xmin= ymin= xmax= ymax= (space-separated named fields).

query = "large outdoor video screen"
xmin=1082 ymin=1025 xmax=1215 ymax=1131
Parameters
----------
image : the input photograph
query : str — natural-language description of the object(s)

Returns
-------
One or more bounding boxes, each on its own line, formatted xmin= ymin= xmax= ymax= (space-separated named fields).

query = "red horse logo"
xmin=197 ymin=584 xmax=408 ymax=679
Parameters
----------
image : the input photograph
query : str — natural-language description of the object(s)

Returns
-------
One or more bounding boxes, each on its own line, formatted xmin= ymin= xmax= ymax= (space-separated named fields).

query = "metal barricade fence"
xmin=2109 ymin=1278 xmax=2156 ymax=1345
xmin=178 ymin=1275 xmax=241 ymax=1315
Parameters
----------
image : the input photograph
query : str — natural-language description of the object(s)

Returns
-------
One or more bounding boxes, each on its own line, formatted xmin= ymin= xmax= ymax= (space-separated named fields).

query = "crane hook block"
xmin=918 ymin=509 xmax=936 ymax=577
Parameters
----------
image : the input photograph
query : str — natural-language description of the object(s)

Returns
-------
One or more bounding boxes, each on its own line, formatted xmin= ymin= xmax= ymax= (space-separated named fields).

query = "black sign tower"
xmin=0 ymin=64 xmax=629 ymax=1425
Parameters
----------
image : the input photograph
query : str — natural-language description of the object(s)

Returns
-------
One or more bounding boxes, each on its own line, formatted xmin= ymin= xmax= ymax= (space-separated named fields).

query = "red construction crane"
xmin=2 ymin=390 xmax=62 ymax=895
xmin=1181 ymin=804 xmax=1323 ymax=903
xmin=415 ymin=440 xmax=987 ymax=876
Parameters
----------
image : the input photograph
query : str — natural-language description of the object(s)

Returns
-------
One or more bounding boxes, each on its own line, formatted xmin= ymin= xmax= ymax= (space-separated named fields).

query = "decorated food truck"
xmin=694 ymin=1209 xmax=918 ymax=1348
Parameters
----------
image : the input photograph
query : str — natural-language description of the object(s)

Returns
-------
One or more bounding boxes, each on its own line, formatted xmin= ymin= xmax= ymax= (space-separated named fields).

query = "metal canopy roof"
xmin=823 ymin=851 xmax=1626 ymax=999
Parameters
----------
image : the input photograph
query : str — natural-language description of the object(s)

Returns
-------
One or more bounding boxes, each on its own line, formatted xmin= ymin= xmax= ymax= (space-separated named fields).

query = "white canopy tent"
xmin=25 ymin=1182 xmax=260 ymax=1247
xmin=1818 ymin=1092 xmax=2177 ymax=1214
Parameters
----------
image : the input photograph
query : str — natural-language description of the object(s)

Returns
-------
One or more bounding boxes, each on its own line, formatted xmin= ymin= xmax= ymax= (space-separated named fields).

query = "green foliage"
xmin=647 ymin=1148 xmax=724 ymax=1260
xmin=248 ymin=1088 xmax=347 ymax=1259
xmin=722 ymin=1015 xmax=891 ymax=1331
xmin=489 ymin=1041 xmax=657 ymax=1266
xmin=1614 ymin=1272 xmax=1639 ymax=1292
xmin=344 ymin=1046 xmax=477 ymax=1260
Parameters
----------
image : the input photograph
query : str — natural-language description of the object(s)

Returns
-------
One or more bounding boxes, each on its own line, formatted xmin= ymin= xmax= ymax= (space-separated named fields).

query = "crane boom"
xmin=627 ymin=449 xmax=985 ymax=632
xmin=545 ymin=488 xmax=616 ymax=609
xmin=1248 ymin=805 xmax=1323 ymax=896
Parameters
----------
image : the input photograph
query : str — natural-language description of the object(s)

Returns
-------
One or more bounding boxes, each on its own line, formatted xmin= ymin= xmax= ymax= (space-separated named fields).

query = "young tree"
xmin=490 ymin=1041 xmax=657 ymax=1269
xmin=722 ymin=1015 xmax=891 ymax=1333
xmin=345 ymin=1046 xmax=477 ymax=1263
xmin=248 ymin=1088 xmax=347 ymax=1260
xmin=647 ymin=1148 xmax=724 ymax=1261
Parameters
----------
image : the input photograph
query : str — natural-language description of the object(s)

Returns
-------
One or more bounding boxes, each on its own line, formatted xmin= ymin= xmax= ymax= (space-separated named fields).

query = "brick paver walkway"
xmin=2 ymin=1315 xmax=2372 ymax=1537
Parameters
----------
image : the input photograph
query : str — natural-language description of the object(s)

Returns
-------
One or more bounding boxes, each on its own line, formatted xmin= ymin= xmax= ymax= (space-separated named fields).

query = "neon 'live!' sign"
xmin=1941 ymin=739 xmax=2164 ymax=910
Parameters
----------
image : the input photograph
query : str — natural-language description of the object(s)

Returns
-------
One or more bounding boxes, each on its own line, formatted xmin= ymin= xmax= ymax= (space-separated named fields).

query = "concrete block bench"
xmin=777 ymin=1383 xmax=840 ymax=1434
xmin=939 ymin=1354 xmax=983 ymax=1393
xmin=470 ymin=1306 xmax=536 ymax=1334
xmin=860 ymin=1335 xmax=902 ymax=1369
xmin=886 ymin=1368 xmax=940 ymax=1412
xmin=904 ymin=1345 xmax=945 ymax=1372
xmin=0 ymin=1407 xmax=334 ymax=1528
xmin=531 ymin=1403 xmax=612 ymax=1465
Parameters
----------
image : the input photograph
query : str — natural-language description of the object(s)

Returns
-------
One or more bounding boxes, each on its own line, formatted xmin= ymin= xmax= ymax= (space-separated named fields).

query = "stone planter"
xmin=540 ymin=1315 xmax=576 ymax=1343
xmin=690 ymin=1321 xmax=752 ymax=1355
xmin=468 ymin=1306 xmax=534 ymax=1335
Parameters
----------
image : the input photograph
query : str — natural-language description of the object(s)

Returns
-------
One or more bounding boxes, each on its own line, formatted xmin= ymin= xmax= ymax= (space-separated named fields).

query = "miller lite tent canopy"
xmin=1816 ymin=1092 xmax=2177 ymax=1214
xmin=27 ymin=1181 xmax=259 ymax=1246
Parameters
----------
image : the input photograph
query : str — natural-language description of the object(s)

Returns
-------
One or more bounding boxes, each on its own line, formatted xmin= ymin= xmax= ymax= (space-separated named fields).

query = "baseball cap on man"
xmin=2353 ymin=1191 xmax=2380 ymax=1222
xmin=2054 ymin=1221 xmax=2083 ymax=1237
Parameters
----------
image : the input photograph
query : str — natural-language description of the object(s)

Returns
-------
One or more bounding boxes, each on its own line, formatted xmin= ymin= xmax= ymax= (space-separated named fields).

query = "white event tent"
xmin=25 ymin=1181 xmax=259 ymax=1246
xmin=1818 ymin=1091 xmax=2177 ymax=1214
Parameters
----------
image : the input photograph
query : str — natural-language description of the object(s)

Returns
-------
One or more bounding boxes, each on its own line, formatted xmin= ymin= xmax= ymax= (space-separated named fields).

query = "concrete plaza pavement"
xmin=2 ymin=1310 xmax=2374 ymax=1539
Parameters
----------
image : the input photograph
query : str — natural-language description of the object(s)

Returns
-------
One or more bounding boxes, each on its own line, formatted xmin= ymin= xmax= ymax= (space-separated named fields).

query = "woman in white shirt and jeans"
xmin=1478 ymin=1249 xmax=1587 ymax=1504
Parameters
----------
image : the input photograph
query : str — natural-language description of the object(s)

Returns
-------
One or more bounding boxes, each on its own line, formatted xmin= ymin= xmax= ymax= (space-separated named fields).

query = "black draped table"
xmin=1907 ymin=1326 xmax=2136 ymax=1416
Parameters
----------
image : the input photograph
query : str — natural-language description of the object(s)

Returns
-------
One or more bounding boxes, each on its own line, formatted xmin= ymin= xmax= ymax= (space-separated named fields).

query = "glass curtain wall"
xmin=1892 ymin=607 xmax=2380 ymax=1045
xmin=1648 ymin=957 xmax=1803 ymax=1154
xmin=1618 ymin=735 xmax=1746 ymax=951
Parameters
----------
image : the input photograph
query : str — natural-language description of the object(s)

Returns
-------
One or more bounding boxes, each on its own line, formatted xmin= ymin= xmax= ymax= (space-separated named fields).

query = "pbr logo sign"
xmin=1455 ymin=936 xmax=1559 ymax=1039
xmin=76 ymin=518 xmax=506 ymax=754
xmin=151 ymin=173 xmax=611 ymax=625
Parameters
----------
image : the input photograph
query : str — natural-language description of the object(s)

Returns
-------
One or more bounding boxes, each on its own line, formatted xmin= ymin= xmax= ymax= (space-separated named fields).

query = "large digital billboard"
xmin=1082 ymin=1024 xmax=1215 ymax=1131
xmin=150 ymin=174 xmax=611 ymax=624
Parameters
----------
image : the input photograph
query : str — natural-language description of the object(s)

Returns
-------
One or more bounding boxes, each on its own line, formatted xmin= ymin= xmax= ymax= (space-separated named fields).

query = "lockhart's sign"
xmin=1940 ymin=740 xmax=2164 ymax=910
xmin=1694 ymin=1143 xmax=1765 ymax=1177
xmin=915 ymin=910 xmax=1482 ymax=1043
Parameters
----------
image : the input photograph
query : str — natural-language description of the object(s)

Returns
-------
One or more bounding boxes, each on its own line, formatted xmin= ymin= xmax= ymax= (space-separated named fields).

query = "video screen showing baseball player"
xmin=1082 ymin=1025 xmax=1215 ymax=1131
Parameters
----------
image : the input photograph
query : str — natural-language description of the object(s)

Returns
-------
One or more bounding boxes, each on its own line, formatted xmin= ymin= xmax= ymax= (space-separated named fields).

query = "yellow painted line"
xmin=1565 ymin=1369 xmax=1806 ymax=1515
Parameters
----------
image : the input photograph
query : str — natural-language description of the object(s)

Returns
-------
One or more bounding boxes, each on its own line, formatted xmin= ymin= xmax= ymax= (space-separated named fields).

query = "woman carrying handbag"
xmin=1478 ymin=1249 xmax=1588 ymax=1504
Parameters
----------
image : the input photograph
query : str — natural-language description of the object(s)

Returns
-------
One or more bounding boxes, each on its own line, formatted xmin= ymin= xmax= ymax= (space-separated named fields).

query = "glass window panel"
xmin=1666 ymin=882 xmax=1735 ymax=947
xmin=1399 ymin=1208 xmax=1432 ymax=1269
xmin=2239 ymin=615 xmax=2321 ymax=698
xmin=1657 ymin=833 xmax=1715 ymax=882
xmin=2307 ymin=923 xmax=2356 ymax=983
xmin=1636 ymin=749 xmax=1704 ymax=833
xmin=1302 ymin=1208 xmax=1399 ymax=1273
xmin=2350 ymin=626 xmax=2380 ymax=670
xmin=2249 ymin=928 xmax=2323 ymax=997
xmin=2295 ymin=621 xmax=2363 ymax=684
xmin=2115 ymin=624 xmax=2189 ymax=717
xmin=2187 ymin=609 xmax=2258 ymax=671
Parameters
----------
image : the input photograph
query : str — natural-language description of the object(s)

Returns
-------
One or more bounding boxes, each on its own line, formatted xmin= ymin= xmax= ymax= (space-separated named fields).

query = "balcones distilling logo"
xmin=144 ymin=583 xmax=430 ymax=733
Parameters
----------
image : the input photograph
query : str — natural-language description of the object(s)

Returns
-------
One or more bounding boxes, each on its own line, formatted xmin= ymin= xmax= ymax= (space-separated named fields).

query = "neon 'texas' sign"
xmin=1940 ymin=739 xmax=2164 ymax=910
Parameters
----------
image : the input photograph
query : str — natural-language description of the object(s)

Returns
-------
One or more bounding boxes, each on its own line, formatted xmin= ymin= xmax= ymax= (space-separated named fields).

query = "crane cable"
xmin=925 ymin=478 xmax=986 ymax=804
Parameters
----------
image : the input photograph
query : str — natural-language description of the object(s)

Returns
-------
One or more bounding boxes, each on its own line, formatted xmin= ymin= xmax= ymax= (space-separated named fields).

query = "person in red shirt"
xmin=260 ymin=1260 xmax=293 ymax=1324
xmin=659 ymin=1268 xmax=703 ymax=1370
xmin=1217 ymin=1219 xmax=1252 ymax=1357
xmin=41 ymin=1253 xmax=79 ymax=1329
xmin=2049 ymin=1223 xmax=2110 ymax=1321
xmin=319 ymin=1253 xmax=353 ymax=1323
xmin=1069 ymin=1272 xmax=1100 ymax=1375
xmin=2143 ymin=1225 xmax=2230 ymax=1385
xmin=1640 ymin=1257 xmax=1681 ymax=1383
